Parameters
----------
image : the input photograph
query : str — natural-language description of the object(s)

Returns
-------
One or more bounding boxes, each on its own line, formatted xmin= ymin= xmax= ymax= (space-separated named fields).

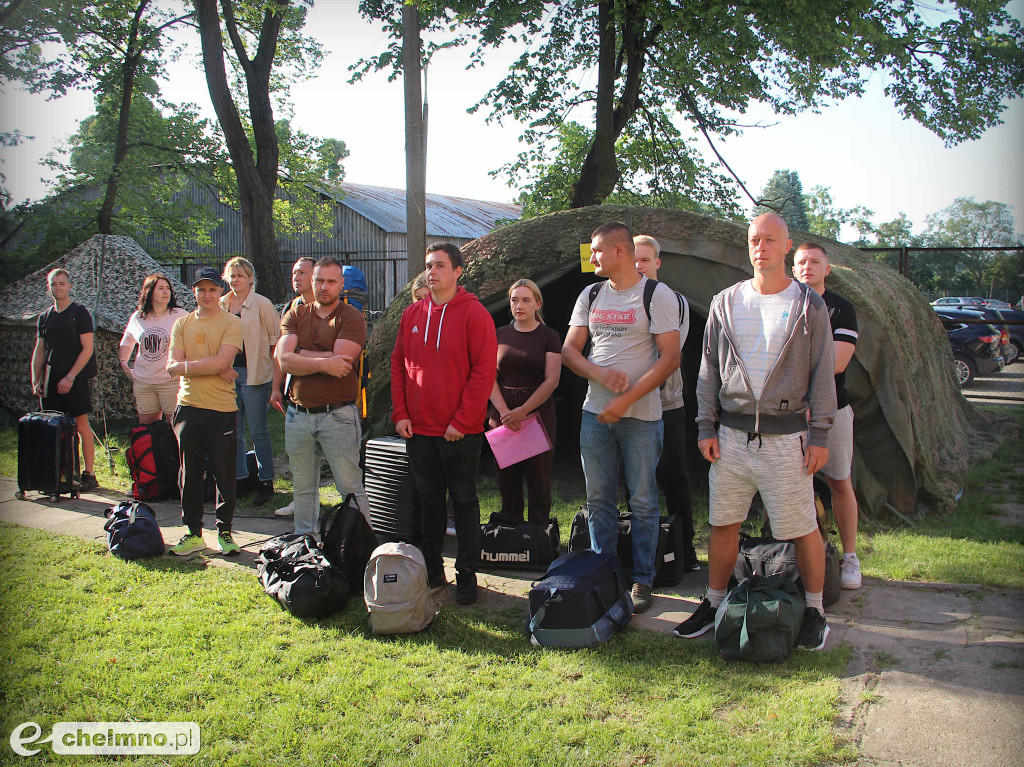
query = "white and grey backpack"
xmin=364 ymin=542 xmax=439 ymax=634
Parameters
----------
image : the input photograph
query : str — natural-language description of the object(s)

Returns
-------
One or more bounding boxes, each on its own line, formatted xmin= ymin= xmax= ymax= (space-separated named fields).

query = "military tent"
xmin=366 ymin=206 xmax=1015 ymax=521
xmin=0 ymin=234 xmax=195 ymax=421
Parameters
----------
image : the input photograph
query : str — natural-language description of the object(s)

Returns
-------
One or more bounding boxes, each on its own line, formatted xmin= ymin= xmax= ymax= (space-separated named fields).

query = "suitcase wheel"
xmin=49 ymin=494 xmax=60 ymax=503
xmin=15 ymin=491 xmax=24 ymax=500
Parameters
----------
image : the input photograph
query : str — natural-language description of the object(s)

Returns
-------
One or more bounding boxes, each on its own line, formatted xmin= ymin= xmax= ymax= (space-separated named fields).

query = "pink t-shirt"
xmin=120 ymin=308 xmax=189 ymax=384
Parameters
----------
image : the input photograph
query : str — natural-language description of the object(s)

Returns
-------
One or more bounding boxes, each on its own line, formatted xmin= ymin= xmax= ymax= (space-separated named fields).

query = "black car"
xmin=935 ymin=312 xmax=1005 ymax=387
xmin=934 ymin=307 xmax=1014 ymax=366
xmin=985 ymin=308 xmax=1024 ymax=364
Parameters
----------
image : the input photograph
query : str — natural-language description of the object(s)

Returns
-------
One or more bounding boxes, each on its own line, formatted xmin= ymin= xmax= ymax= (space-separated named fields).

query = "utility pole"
xmin=403 ymin=3 xmax=426 ymax=287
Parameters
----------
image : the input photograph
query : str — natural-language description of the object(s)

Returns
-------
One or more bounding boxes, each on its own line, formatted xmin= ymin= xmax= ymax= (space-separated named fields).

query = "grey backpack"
xmin=364 ymin=542 xmax=439 ymax=634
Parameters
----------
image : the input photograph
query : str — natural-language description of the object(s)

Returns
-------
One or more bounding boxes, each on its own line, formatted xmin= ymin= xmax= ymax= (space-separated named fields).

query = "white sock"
xmin=707 ymin=587 xmax=728 ymax=608
xmin=805 ymin=590 xmax=824 ymax=615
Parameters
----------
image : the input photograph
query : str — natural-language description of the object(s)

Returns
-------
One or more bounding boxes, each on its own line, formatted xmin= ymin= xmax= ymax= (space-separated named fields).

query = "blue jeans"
xmin=234 ymin=367 xmax=273 ymax=482
xmin=580 ymin=410 xmax=663 ymax=587
xmin=285 ymin=403 xmax=369 ymax=536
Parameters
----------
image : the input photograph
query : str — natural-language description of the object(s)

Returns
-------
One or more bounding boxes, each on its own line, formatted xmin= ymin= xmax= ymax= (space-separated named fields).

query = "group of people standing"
xmin=32 ymin=211 xmax=861 ymax=650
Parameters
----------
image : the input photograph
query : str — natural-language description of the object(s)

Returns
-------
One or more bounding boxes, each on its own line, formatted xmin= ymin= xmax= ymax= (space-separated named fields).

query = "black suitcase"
xmin=17 ymin=410 xmax=79 ymax=501
xmin=479 ymin=515 xmax=560 ymax=570
xmin=364 ymin=436 xmax=421 ymax=544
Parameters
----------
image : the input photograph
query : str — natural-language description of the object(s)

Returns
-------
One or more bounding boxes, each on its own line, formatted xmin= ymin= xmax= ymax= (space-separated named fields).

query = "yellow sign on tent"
xmin=580 ymin=243 xmax=595 ymax=273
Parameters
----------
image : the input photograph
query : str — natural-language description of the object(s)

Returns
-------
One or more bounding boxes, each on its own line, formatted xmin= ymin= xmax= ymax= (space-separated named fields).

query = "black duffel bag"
xmin=256 ymin=534 xmax=350 ymax=619
xmin=479 ymin=514 xmax=560 ymax=570
xmin=568 ymin=506 xmax=685 ymax=587
xmin=103 ymin=500 xmax=165 ymax=560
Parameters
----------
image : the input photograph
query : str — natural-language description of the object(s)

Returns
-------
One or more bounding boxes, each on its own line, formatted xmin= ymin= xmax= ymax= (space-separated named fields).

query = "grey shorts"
xmin=709 ymin=425 xmax=818 ymax=541
xmin=822 ymin=404 xmax=854 ymax=481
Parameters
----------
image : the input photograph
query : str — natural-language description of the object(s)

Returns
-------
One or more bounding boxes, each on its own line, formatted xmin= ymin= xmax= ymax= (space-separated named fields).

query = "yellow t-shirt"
xmin=169 ymin=310 xmax=244 ymax=412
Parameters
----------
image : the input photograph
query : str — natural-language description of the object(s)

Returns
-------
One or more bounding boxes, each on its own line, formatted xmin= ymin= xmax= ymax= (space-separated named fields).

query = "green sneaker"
xmin=169 ymin=533 xmax=205 ymax=556
xmin=217 ymin=531 xmax=241 ymax=556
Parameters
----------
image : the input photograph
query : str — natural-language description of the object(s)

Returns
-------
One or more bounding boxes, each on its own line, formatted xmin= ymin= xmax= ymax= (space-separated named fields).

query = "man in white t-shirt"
xmin=562 ymin=222 xmax=680 ymax=613
xmin=675 ymin=213 xmax=837 ymax=650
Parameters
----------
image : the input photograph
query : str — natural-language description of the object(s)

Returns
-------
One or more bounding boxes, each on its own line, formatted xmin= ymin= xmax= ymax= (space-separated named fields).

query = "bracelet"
xmin=185 ymin=361 xmax=189 ymax=375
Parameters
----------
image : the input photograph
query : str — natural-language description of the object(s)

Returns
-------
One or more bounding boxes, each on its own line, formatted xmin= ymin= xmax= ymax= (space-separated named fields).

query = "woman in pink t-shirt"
xmin=119 ymin=275 xmax=188 ymax=423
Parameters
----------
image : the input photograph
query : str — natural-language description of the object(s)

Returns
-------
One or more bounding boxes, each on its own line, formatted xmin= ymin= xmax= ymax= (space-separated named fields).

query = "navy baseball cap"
xmin=191 ymin=266 xmax=226 ymax=289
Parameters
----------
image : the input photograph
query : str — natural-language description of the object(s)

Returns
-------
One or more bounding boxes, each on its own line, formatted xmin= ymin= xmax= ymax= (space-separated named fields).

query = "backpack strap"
xmin=587 ymin=279 xmax=659 ymax=325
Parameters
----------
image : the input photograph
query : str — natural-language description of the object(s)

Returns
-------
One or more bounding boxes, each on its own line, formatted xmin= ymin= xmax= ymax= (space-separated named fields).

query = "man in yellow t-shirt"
xmin=165 ymin=267 xmax=244 ymax=557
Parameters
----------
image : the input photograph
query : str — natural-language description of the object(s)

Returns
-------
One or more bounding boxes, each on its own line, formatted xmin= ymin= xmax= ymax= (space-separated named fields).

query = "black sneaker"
xmin=795 ymin=607 xmax=830 ymax=651
xmin=673 ymin=597 xmax=717 ymax=638
xmin=253 ymin=480 xmax=274 ymax=507
xmin=428 ymin=572 xmax=448 ymax=590
xmin=631 ymin=582 xmax=653 ymax=614
xmin=79 ymin=471 xmax=99 ymax=492
xmin=683 ymin=546 xmax=701 ymax=572
xmin=455 ymin=571 xmax=478 ymax=605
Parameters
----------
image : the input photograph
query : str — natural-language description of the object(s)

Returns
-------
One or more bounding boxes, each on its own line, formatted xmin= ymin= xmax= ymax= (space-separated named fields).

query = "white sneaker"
xmin=841 ymin=553 xmax=862 ymax=590
xmin=274 ymin=501 xmax=294 ymax=517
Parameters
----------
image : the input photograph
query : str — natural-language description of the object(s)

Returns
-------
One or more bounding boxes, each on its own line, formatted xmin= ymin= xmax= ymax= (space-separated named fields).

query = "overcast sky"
xmin=1 ymin=1 xmax=1021 ymax=236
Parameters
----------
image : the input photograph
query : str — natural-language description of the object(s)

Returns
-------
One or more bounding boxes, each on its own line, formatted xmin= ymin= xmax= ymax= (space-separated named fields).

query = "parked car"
xmin=985 ymin=308 xmax=1024 ymax=364
xmin=935 ymin=312 xmax=1005 ymax=387
xmin=931 ymin=296 xmax=986 ymax=308
xmin=934 ymin=307 xmax=1015 ymax=365
xmin=981 ymin=298 xmax=1012 ymax=309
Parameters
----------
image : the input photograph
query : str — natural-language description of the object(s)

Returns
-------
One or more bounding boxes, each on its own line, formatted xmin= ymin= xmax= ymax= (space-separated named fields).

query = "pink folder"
xmin=485 ymin=413 xmax=553 ymax=469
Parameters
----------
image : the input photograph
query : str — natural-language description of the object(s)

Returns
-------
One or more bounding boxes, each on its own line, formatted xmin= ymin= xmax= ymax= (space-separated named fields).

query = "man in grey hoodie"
xmin=674 ymin=212 xmax=837 ymax=650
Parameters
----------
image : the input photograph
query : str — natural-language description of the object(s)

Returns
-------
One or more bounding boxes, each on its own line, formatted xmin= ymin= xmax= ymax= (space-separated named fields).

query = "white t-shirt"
xmin=660 ymin=290 xmax=690 ymax=411
xmin=120 ymin=308 xmax=189 ymax=384
xmin=569 ymin=276 xmax=679 ymax=421
xmin=731 ymin=280 xmax=799 ymax=399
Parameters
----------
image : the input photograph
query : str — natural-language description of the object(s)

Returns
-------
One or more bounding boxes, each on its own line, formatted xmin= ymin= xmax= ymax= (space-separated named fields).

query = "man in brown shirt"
xmin=276 ymin=257 xmax=368 ymax=535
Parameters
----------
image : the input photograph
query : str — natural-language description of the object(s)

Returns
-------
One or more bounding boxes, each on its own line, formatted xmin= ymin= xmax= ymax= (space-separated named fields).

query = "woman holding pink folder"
xmin=488 ymin=279 xmax=562 ymax=524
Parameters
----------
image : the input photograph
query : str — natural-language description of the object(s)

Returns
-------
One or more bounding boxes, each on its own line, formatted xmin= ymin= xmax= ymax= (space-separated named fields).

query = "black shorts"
xmin=43 ymin=377 xmax=92 ymax=418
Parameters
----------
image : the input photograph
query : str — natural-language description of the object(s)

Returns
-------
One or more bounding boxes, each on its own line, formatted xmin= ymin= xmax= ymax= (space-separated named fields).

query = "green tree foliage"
xmin=754 ymin=170 xmax=809 ymax=232
xmin=9 ymin=92 xmax=224 ymax=266
xmin=925 ymin=197 xmax=1021 ymax=292
xmin=194 ymin=0 xmax=325 ymax=301
xmin=355 ymin=0 xmax=1024 ymax=212
xmin=510 ymin=119 xmax=741 ymax=219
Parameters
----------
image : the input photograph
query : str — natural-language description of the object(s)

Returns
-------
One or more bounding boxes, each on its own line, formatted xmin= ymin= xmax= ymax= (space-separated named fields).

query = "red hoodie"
xmin=391 ymin=286 xmax=497 ymax=437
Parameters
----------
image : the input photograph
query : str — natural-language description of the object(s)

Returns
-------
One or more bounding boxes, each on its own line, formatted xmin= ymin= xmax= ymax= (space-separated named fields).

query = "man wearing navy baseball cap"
xmin=164 ymin=266 xmax=244 ymax=557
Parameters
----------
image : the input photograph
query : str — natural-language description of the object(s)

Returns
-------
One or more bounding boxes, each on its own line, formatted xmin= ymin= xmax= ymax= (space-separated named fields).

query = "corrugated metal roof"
xmin=318 ymin=182 xmax=521 ymax=239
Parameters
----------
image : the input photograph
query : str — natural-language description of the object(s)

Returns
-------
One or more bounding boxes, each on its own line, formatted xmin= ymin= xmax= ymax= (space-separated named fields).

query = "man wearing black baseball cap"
xmin=164 ymin=266 xmax=244 ymax=556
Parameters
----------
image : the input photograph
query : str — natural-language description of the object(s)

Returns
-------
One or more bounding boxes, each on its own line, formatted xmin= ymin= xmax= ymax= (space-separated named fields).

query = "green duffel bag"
xmin=714 ymin=574 xmax=803 ymax=662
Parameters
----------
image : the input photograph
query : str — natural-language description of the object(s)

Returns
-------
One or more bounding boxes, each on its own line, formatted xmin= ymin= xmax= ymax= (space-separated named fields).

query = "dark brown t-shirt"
xmin=495 ymin=323 xmax=562 ymax=392
xmin=281 ymin=301 xmax=366 ymax=407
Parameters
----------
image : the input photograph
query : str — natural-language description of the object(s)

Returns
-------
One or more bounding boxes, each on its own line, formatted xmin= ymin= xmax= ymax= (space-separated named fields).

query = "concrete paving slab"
xmin=974 ymin=591 xmax=1024 ymax=633
xmin=859 ymin=583 xmax=974 ymax=624
xmin=856 ymin=670 xmax=1024 ymax=767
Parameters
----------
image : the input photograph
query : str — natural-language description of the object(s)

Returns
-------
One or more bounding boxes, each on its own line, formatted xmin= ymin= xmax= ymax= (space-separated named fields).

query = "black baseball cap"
xmin=191 ymin=266 xmax=226 ymax=289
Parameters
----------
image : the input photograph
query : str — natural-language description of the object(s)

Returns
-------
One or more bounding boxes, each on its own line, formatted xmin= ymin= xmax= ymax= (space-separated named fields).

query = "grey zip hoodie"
xmin=696 ymin=279 xmax=837 ymax=448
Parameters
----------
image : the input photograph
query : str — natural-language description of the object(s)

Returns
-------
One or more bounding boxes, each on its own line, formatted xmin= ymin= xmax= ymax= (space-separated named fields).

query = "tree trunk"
xmin=98 ymin=1 xmax=149 ymax=234
xmin=194 ymin=0 xmax=286 ymax=301
xmin=571 ymin=0 xmax=658 ymax=209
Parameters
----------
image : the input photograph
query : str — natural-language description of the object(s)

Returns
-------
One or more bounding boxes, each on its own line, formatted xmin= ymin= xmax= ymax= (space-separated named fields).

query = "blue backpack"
xmin=103 ymin=501 xmax=165 ymax=560
xmin=342 ymin=265 xmax=368 ymax=310
xmin=527 ymin=549 xmax=632 ymax=647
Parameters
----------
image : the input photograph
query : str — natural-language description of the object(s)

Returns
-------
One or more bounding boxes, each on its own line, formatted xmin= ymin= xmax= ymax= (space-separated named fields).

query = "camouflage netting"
xmin=367 ymin=205 xmax=1017 ymax=521
xmin=0 ymin=235 xmax=195 ymax=421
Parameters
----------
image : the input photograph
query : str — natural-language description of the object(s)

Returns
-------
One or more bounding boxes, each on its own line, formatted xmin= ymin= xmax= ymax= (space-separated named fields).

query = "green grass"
xmin=853 ymin=408 xmax=1024 ymax=589
xmin=0 ymin=524 xmax=852 ymax=766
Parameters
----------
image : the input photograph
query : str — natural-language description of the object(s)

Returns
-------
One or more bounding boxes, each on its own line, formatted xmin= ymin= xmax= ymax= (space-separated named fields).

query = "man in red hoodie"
xmin=391 ymin=243 xmax=498 ymax=605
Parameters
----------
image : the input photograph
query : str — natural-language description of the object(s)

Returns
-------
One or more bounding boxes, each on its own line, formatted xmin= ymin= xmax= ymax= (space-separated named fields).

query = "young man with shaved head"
xmin=793 ymin=242 xmax=862 ymax=589
xmin=562 ymin=222 xmax=680 ymax=613
xmin=677 ymin=213 xmax=837 ymax=649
